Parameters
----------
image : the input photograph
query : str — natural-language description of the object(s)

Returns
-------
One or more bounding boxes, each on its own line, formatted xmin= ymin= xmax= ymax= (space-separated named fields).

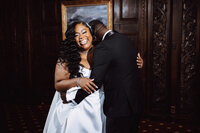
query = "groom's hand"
xmin=137 ymin=53 xmax=143 ymax=68
xmin=77 ymin=77 xmax=98 ymax=94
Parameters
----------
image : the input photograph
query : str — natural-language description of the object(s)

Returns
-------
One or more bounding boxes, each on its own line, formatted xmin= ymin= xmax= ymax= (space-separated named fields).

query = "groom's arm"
xmin=74 ymin=43 xmax=111 ymax=104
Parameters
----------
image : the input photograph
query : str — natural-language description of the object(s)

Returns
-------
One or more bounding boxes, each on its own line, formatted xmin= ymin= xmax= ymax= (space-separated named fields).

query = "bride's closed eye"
xmin=82 ymin=30 xmax=87 ymax=34
xmin=75 ymin=30 xmax=87 ymax=38
xmin=75 ymin=32 xmax=79 ymax=37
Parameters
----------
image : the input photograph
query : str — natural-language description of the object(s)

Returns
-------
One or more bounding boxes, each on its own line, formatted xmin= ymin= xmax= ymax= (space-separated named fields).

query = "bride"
xmin=43 ymin=21 xmax=106 ymax=133
xmin=43 ymin=21 xmax=143 ymax=133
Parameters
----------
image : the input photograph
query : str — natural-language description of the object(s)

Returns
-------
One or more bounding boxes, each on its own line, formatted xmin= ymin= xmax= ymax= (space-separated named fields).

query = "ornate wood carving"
xmin=180 ymin=0 xmax=197 ymax=114
xmin=151 ymin=0 xmax=169 ymax=112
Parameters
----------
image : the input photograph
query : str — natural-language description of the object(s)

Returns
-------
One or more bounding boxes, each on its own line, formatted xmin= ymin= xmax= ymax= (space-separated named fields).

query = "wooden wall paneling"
xmin=114 ymin=0 xmax=138 ymax=22
xmin=40 ymin=30 xmax=59 ymax=93
xmin=179 ymin=0 xmax=199 ymax=121
xmin=146 ymin=0 xmax=200 ymax=121
xmin=147 ymin=0 xmax=172 ymax=118
xmin=26 ymin=0 xmax=44 ymax=103
xmin=0 ymin=1 xmax=8 ymax=100
xmin=138 ymin=0 xmax=148 ymax=113
xmin=171 ymin=0 xmax=182 ymax=118
xmin=3 ymin=0 xmax=30 ymax=102
xmin=25 ymin=0 xmax=33 ymax=92
xmin=42 ymin=0 xmax=60 ymax=25
xmin=15 ymin=0 xmax=29 ymax=100
xmin=121 ymin=0 xmax=138 ymax=20
xmin=4 ymin=1 xmax=16 ymax=99
xmin=197 ymin=4 xmax=200 ymax=119
xmin=114 ymin=0 xmax=139 ymax=49
xmin=39 ymin=0 xmax=61 ymax=103
xmin=146 ymin=0 xmax=153 ymax=115
xmin=114 ymin=0 xmax=200 ymax=120
xmin=197 ymin=2 xmax=200 ymax=71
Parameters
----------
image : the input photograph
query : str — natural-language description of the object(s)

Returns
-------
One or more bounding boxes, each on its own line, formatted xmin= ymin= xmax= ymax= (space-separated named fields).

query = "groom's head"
xmin=89 ymin=20 xmax=108 ymax=42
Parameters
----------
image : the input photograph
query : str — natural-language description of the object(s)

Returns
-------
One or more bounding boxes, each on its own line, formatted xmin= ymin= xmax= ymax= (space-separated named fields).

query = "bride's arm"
xmin=54 ymin=62 xmax=79 ymax=92
xmin=55 ymin=62 xmax=96 ymax=103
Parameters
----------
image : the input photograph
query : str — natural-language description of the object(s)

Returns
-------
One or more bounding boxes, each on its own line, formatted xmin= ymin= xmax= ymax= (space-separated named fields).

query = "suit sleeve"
xmin=74 ymin=43 xmax=111 ymax=104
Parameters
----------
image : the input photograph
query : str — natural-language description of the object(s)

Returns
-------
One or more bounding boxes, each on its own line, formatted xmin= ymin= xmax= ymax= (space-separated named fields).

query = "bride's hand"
xmin=77 ymin=77 xmax=97 ymax=94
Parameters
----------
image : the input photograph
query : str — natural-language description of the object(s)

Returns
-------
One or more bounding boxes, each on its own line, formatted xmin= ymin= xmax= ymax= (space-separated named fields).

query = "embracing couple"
xmin=43 ymin=20 xmax=144 ymax=133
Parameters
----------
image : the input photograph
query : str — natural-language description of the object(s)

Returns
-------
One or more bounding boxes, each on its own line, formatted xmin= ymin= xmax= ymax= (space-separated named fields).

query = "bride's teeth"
xmin=81 ymin=40 xmax=87 ymax=44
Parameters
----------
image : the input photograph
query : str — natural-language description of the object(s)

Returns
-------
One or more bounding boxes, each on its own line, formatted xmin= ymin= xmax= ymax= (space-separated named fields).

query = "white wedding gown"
xmin=43 ymin=66 xmax=106 ymax=133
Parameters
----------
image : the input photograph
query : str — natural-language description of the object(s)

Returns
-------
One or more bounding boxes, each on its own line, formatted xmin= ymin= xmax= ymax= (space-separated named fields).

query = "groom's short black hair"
xmin=89 ymin=20 xmax=106 ymax=35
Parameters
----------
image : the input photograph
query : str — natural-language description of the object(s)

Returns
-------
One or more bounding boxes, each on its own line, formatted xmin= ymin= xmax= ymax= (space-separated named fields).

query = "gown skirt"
xmin=43 ymin=67 xmax=106 ymax=133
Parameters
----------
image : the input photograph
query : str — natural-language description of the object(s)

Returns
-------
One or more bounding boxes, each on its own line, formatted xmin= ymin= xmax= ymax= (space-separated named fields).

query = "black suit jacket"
xmin=74 ymin=32 xmax=144 ymax=117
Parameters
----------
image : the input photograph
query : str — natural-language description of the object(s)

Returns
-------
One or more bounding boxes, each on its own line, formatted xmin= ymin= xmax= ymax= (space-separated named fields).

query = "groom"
xmin=73 ymin=20 xmax=144 ymax=133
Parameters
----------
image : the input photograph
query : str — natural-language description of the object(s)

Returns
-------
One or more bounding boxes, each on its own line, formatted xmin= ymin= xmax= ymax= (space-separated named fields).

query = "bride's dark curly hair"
xmin=57 ymin=21 xmax=95 ymax=79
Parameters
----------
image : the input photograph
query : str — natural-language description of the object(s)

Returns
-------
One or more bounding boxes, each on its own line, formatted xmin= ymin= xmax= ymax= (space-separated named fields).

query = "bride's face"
xmin=74 ymin=23 xmax=93 ymax=51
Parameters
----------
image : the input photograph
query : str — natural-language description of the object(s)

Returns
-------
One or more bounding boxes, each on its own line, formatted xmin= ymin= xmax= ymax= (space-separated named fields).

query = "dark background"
xmin=0 ymin=0 xmax=200 ymax=123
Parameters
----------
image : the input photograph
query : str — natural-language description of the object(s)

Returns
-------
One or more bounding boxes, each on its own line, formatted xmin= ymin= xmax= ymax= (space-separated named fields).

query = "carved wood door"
xmin=114 ymin=0 xmax=200 ymax=121
xmin=146 ymin=0 xmax=200 ymax=121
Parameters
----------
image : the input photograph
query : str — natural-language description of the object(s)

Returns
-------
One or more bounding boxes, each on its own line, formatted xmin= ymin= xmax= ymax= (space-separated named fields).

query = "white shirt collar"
xmin=102 ymin=30 xmax=112 ymax=41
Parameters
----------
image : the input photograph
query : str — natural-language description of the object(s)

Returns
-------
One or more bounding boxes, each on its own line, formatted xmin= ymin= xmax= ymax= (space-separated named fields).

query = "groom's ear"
xmin=91 ymin=26 xmax=96 ymax=36
xmin=92 ymin=35 xmax=97 ymax=44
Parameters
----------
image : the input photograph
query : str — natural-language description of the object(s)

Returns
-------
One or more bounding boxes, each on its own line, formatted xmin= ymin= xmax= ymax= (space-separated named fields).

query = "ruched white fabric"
xmin=43 ymin=66 xmax=106 ymax=133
